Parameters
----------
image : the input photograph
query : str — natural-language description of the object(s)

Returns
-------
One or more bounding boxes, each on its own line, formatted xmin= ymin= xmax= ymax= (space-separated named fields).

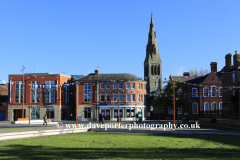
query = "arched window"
xmin=158 ymin=65 xmax=160 ymax=75
xmin=155 ymin=65 xmax=158 ymax=75
xmin=151 ymin=65 xmax=154 ymax=75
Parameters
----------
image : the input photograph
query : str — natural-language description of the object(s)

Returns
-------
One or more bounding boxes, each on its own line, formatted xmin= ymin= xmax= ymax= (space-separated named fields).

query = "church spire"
xmin=144 ymin=14 xmax=163 ymax=93
xmin=144 ymin=14 xmax=161 ymax=64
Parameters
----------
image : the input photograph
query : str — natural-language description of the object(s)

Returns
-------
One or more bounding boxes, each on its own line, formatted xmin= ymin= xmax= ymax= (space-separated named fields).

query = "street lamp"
xmin=170 ymin=75 xmax=177 ymax=127
xmin=21 ymin=66 xmax=26 ymax=118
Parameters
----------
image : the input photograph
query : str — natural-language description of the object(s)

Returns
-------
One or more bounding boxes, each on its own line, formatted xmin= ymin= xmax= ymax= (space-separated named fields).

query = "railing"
xmin=199 ymin=110 xmax=239 ymax=119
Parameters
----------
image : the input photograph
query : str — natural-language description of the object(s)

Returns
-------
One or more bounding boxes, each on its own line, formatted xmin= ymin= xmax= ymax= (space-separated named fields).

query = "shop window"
xmin=126 ymin=108 xmax=135 ymax=118
xmin=114 ymin=109 xmax=122 ymax=118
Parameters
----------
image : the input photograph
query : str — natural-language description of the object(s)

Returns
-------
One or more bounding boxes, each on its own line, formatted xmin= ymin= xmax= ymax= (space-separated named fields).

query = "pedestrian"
xmin=136 ymin=114 xmax=138 ymax=123
xmin=43 ymin=114 xmax=47 ymax=125
xmin=99 ymin=113 xmax=104 ymax=124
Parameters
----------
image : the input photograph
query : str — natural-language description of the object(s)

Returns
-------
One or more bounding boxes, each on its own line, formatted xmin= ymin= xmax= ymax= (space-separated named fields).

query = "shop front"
xmin=98 ymin=105 xmax=146 ymax=121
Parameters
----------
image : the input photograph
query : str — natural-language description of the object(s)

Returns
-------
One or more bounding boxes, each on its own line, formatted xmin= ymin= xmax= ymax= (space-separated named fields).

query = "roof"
xmin=172 ymin=76 xmax=203 ymax=83
xmin=77 ymin=73 xmax=146 ymax=82
xmin=8 ymin=73 xmax=71 ymax=77
xmin=0 ymin=85 xmax=8 ymax=91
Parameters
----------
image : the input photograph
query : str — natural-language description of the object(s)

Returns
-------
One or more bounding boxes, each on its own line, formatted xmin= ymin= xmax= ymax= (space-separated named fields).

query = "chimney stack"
xmin=225 ymin=53 xmax=232 ymax=68
xmin=210 ymin=62 xmax=217 ymax=73
xmin=95 ymin=69 xmax=99 ymax=75
xmin=183 ymin=72 xmax=190 ymax=76
xmin=233 ymin=50 xmax=240 ymax=67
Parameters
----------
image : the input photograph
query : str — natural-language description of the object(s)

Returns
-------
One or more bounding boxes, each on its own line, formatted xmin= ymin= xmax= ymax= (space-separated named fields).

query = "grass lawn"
xmin=0 ymin=132 xmax=240 ymax=159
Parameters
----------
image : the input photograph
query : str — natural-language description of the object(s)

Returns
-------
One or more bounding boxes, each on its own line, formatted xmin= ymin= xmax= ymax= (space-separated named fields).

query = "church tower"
xmin=144 ymin=14 xmax=163 ymax=93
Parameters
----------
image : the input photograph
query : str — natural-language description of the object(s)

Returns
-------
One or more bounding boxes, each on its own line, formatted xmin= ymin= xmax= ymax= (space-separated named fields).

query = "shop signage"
xmin=31 ymin=106 xmax=54 ymax=108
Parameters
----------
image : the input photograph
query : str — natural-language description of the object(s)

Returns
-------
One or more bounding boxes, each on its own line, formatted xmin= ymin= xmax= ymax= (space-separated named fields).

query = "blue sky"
xmin=1 ymin=0 xmax=240 ymax=84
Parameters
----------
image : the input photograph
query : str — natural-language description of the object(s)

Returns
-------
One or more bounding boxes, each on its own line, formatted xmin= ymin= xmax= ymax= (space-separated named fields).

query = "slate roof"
xmin=77 ymin=73 xmax=146 ymax=82
xmin=0 ymin=85 xmax=8 ymax=91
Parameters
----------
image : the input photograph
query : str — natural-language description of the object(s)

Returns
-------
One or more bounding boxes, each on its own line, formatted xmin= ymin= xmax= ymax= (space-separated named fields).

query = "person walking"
xmin=99 ymin=113 xmax=104 ymax=124
xmin=43 ymin=114 xmax=47 ymax=125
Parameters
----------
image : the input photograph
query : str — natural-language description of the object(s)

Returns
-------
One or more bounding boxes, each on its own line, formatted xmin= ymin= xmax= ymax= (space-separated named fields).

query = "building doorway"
xmin=138 ymin=109 xmax=142 ymax=121
xmin=13 ymin=109 xmax=25 ymax=121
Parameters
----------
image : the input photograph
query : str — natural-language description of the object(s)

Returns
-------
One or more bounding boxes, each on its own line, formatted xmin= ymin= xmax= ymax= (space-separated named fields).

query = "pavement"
xmin=0 ymin=120 xmax=240 ymax=141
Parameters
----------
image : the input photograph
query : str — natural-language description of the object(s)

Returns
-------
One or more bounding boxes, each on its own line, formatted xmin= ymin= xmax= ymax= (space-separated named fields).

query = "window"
xmin=138 ymin=83 xmax=140 ymax=89
xmin=138 ymin=94 xmax=140 ymax=102
xmin=192 ymin=103 xmax=198 ymax=114
xmin=106 ymin=83 xmax=110 ymax=89
xmin=84 ymin=83 xmax=91 ymax=103
xmin=126 ymin=82 xmax=130 ymax=89
xmin=211 ymin=102 xmax=217 ymax=111
xmin=119 ymin=83 xmax=123 ymax=89
xmin=114 ymin=109 xmax=122 ymax=118
xmin=178 ymin=107 xmax=182 ymax=114
xmin=141 ymin=83 xmax=143 ymax=90
xmin=211 ymin=86 xmax=216 ymax=97
xmin=131 ymin=94 xmax=135 ymax=102
xmin=46 ymin=108 xmax=54 ymax=119
xmin=168 ymin=107 xmax=173 ymax=114
xmin=219 ymin=102 xmax=222 ymax=110
xmin=31 ymin=81 xmax=40 ymax=103
xmin=63 ymin=82 xmax=69 ymax=103
xmin=45 ymin=81 xmax=55 ymax=103
xmin=84 ymin=107 xmax=91 ymax=118
xmin=106 ymin=94 xmax=110 ymax=102
xmin=219 ymin=102 xmax=222 ymax=114
xmin=126 ymin=108 xmax=135 ymax=118
xmin=114 ymin=83 xmax=118 ymax=89
xmin=126 ymin=94 xmax=130 ymax=102
xmin=203 ymin=88 xmax=209 ymax=97
xmin=233 ymin=73 xmax=235 ymax=82
xmin=101 ymin=83 xmax=105 ymax=89
xmin=204 ymin=102 xmax=209 ymax=114
xmin=192 ymin=88 xmax=198 ymax=97
xmin=141 ymin=95 xmax=143 ymax=102
xmin=31 ymin=108 xmax=40 ymax=119
xmin=101 ymin=94 xmax=105 ymax=102
xmin=132 ymin=82 xmax=135 ymax=89
xmin=15 ymin=81 xmax=23 ymax=103
xmin=114 ymin=94 xmax=118 ymax=102
xmin=119 ymin=94 xmax=123 ymax=102
xmin=233 ymin=90 xmax=236 ymax=96
xmin=219 ymin=87 xmax=222 ymax=97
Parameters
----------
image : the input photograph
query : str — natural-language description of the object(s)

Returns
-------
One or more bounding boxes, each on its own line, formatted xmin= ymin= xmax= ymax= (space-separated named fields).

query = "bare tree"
xmin=189 ymin=68 xmax=209 ymax=76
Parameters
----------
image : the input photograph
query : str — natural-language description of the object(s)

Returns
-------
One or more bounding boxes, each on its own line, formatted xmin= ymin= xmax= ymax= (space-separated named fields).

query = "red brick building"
xmin=0 ymin=84 xmax=8 ymax=120
xmin=8 ymin=73 xmax=72 ymax=121
xmin=76 ymin=69 xmax=147 ymax=121
xmin=171 ymin=62 xmax=223 ymax=121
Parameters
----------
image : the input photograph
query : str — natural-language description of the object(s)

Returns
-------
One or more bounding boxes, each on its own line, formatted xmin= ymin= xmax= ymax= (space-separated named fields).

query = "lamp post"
xmin=118 ymin=90 xmax=120 ymax=124
xmin=29 ymin=85 xmax=31 ymax=125
xmin=170 ymin=75 xmax=177 ymax=128
xmin=21 ymin=66 xmax=26 ymax=118
xmin=76 ymin=82 xmax=78 ymax=127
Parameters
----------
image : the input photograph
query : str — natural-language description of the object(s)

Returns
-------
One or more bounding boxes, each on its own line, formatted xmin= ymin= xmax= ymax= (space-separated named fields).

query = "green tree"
xmin=152 ymin=80 xmax=187 ymax=121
